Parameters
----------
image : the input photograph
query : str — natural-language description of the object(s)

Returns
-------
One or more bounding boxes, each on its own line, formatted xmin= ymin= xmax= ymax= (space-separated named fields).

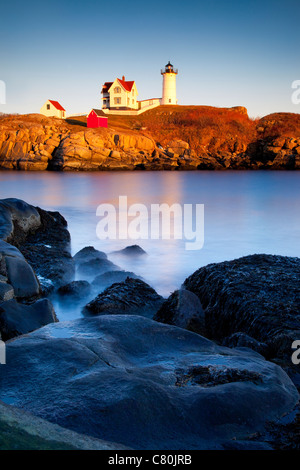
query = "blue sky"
xmin=0 ymin=0 xmax=299 ymax=117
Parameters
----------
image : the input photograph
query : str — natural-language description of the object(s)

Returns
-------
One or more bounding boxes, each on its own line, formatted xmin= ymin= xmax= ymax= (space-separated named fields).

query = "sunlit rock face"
xmin=0 ymin=315 xmax=298 ymax=450
xmin=1 ymin=112 xmax=300 ymax=171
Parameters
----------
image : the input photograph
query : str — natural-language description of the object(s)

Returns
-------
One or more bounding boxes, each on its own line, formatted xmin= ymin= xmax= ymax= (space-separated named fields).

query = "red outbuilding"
xmin=87 ymin=109 xmax=108 ymax=128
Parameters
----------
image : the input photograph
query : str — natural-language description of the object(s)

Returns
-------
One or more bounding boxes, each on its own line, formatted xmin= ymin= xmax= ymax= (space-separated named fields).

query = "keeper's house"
xmin=102 ymin=77 xmax=138 ymax=111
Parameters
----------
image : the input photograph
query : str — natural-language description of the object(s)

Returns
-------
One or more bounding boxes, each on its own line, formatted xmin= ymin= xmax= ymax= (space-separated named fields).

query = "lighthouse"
xmin=161 ymin=61 xmax=178 ymax=105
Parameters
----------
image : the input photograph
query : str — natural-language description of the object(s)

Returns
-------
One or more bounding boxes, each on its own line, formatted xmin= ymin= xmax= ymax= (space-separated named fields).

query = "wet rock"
xmin=0 ymin=316 xmax=297 ymax=450
xmin=58 ymin=281 xmax=91 ymax=299
xmin=84 ymin=277 xmax=164 ymax=317
xmin=154 ymin=288 xmax=206 ymax=335
xmin=92 ymin=270 xmax=141 ymax=290
xmin=183 ymin=254 xmax=300 ymax=365
xmin=0 ymin=298 xmax=57 ymax=341
xmin=112 ymin=244 xmax=147 ymax=257
xmin=73 ymin=246 xmax=107 ymax=264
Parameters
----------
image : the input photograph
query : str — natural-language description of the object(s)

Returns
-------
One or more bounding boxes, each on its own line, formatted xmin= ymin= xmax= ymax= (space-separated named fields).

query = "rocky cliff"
xmin=0 ymin=108 xmax=300 ymax=170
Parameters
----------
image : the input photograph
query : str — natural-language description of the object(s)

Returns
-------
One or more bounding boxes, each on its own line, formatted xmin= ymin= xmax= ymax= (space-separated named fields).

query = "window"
xmin=114 ymin=87 xmax=121 ymax=94
xmin=132 ymin=99 xmax=134 ymax=104
xmin=169 ymin=99 xmax=171 ymax=103
xmin=114 ymin=97 xmax=121 ymax=105
xmin=47 ymin=104 xmax=50 ymax=110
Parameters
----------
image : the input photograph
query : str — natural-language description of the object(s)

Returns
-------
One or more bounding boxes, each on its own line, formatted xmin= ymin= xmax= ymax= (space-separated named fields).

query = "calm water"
xmin=0 ymin=170 xmax=299 ymax=301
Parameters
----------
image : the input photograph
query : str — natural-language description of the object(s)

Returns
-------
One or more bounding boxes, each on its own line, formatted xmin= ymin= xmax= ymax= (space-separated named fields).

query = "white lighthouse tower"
xmin=161 ymin=61 xmax=178 ymax=105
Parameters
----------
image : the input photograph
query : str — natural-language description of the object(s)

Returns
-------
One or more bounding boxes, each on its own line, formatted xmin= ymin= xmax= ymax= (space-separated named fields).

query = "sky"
xmin=0 ymin=0 xmax=300 ymax=117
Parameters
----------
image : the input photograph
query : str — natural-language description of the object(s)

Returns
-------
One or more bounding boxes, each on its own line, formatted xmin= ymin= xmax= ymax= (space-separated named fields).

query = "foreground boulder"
xmin=0 ymin=316 xmax=298 ymax=450
xmin=84 ymin=278 xmax=164 ymax=317
xmin=183 ymin=254 xmax=300 ymax=364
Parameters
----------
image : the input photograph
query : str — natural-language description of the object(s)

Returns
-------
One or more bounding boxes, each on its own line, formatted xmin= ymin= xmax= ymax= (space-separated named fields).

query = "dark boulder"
xmin=58 ymin=281 xmax=91 ymax=299
xmin=0 ymin=298 xmax=58 ymax=341
xmin=84 ymin=277 xmax=164 ymax=317
xmin=0 ymin=316 xmax=297 ymax=450
xmin=154 ymin=288 xmax=206 ymax=335
xmin=73 ymin=246 xmax=107 ymax=264
xmin=112 ymin=245 xmax=147 ymax=257
xmin=183 ymin=254 xmax=300 ymax=364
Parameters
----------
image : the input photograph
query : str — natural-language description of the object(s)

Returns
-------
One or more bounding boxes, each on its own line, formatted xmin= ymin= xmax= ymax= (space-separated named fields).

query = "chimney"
xmin=122 ymin=75 xmax=125 ymax=81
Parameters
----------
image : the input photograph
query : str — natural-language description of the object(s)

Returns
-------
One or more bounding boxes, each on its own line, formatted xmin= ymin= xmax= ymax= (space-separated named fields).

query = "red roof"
xmin=48 ymin=100 xmax=65 ymax=111
xmin=101 ymin=79 xmax=135 ymax=94
xmin=88 ymin=109 xmax=107 ymax=117
xmin=117 ymin=78 xmax=134 ymax=92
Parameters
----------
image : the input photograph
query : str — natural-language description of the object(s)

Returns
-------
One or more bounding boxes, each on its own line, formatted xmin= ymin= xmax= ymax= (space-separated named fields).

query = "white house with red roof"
xmin=102 ymin=76 xmax=138 ymax=111
xmin=40 ymin=100 xmax=66 ymax=119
